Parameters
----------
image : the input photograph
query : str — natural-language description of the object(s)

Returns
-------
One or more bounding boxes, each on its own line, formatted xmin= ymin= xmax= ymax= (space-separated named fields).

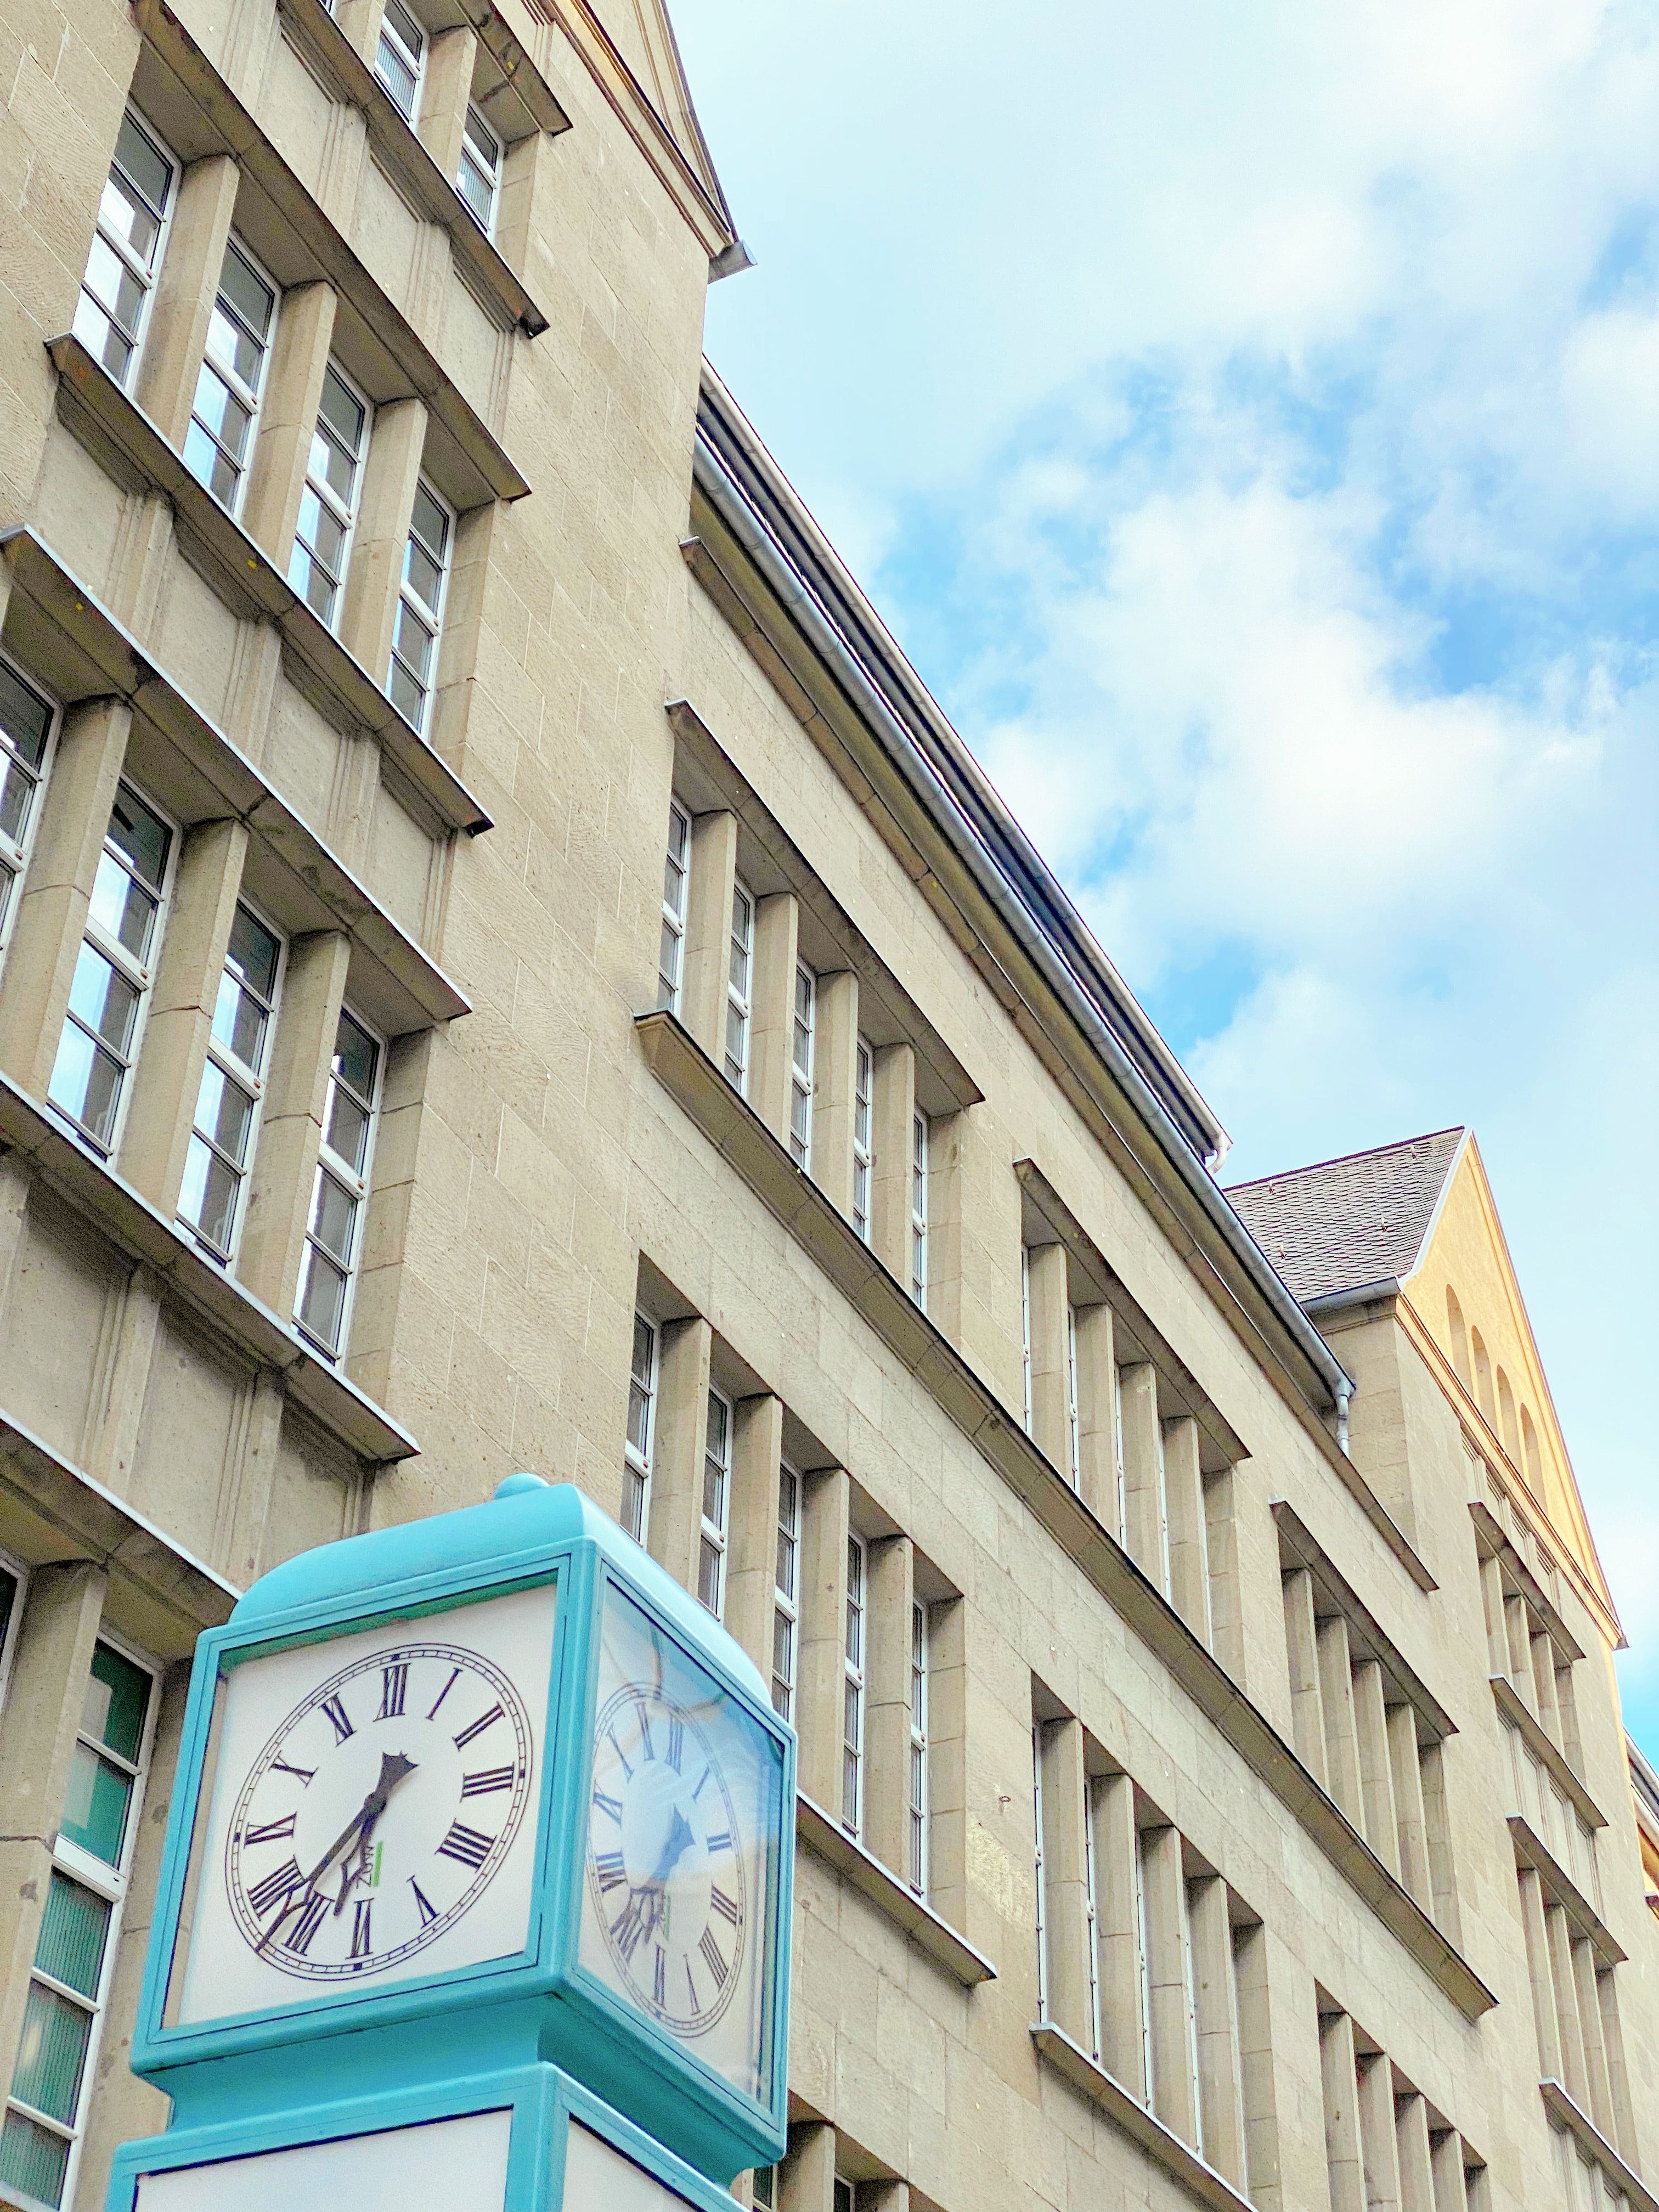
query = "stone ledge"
xmin=795 ymin=1792 xmax=995 ymax=1988
xmin=1508 ymin=1814 xmax=1625 ymax=1966
xmin=0 ymin=1077 xmax=416 ymax=1469
xmin=1469 ymin=1498 xmax=1584 ymax=1658
xmin=1031 ymin=2023 xmax=1251 ymax=2212
xmin=638 ymin=1007 xmax=1499 ymax=2024
xmin=1542 ymin=2079 xmax=1656 ymax=2212
xmin=1492 ymin=1675 xmax=1606 ymax=1831
xmin=1272 ymin=1500 xmax=1451 ymax=1730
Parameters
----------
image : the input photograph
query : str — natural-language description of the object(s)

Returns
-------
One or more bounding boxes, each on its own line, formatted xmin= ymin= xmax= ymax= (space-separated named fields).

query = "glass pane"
xmin=333 ymin=1010 xmax=379 ymax=1102
xmin=324 ymin=1084 xmax=369 ymax=1173
xmin=194 ymin=1059 xmax=254 ymax=1163
xmin=392 ymin=598 xmax=435 ymax=683
xmin=296 ymin=1243 xmax=348 ymax=1351
xmin=65 ymin=943 xmax=138 ymax=1052
xmin=656 ymin=919 xmax=679 ymax=1005
xmin=316 ymin=425 xmax=357 ymax=506
xmin=33 ymin=1876 xmax=106 ymax=2004
xmin=309 ymin=1169 xmax=357 ymax=1265
xmin=457 ymin=150 xmax=493 ymax=229
xmin=630 ymin=1313 xmax=654 ymax=1388
xmin=388 ymin=656 xmax=425 ymax=725
xmin=182 ymin=418 xmax=240 ymax=506
xmin=98 ymin=166 xmax=159 ymax=269
xmin=0 ymin=2106 xmax=70 ymax=2209
xmin=84 ymin=1639 xmax=149 ymax=1760
xmin=211 ymin=973 xmax=266 ymax=1071
xmin=87 ymin=851 xmax=157 ymax=963
xmin=81 ymin=232 xmax=145 ymax=336
xmin=72 ymin=290 xmax=133 ymax=382
xmin=702 ymin=1455 xmax=724 ymax=1527
xmin=60 ymin=1742 xmax=132 ymax=1865
xmin=0 ymin=754 xmax=36 ymax=849
xmin=410 ymin=480 xmax=448 ymax=560
xmin=404 ymin=533 xmax=443 ymax=611
xmin=179 ymin=1132 xmax=239 ymax=1251
xmin=383 ymin=0 xmax=424 ymax=55
xmin=0 ymin=661 xmax=52 ymax=772
xmin=225 ymin=904 xmax=279 ymax=1001
xmin=464 ymin=103 xmax=498 ymax=165
xmin=697 ymin=1536 xmax=720 ymax=1612
xmin=47 ymin=1023 xmax=122 ymax=1146
xmin=106 ymin=785 xmax=170 ymax=892
xmin=626 ymin=1378 xmax=650 ymax=1459
xmin=191 ymin=359 xmax=253 ymax=456
xmin=290 ymin=539 xmax=336 ymax=622
xmin=772 ymin=1609 xmax=792 ymax=1681
xmin=318 ymin=365 xmax=365 ymax=456
xmin=218 ymin=240 xmax=273 ymax=345
xmin=12 ymin=1982 xmax=92 ymax=2127
xmin=376 ymin=35 xmax=418 ymax=116
xmin=113 ymin=111 xmax=171 ymax=220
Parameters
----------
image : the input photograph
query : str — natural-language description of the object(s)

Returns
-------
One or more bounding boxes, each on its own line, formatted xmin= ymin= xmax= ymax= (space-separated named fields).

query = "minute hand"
xmin=306 ymin=1751 xmax=418 ymax=1888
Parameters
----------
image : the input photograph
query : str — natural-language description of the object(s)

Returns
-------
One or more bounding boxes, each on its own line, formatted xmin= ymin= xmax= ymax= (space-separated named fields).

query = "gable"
xmin=586 ymin=0 xmax=733 ymax=231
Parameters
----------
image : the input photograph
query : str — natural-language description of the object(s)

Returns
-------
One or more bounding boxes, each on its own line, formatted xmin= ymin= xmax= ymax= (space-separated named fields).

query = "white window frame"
xmin=1180 ymin=1872 xmax=1204 ymax=2155
xmin=1020 ymin=1246 xmax=1034 ymax=1435
xmin=724 ymin=880 xmax=753 ymax=1093
xmin=698 ymin=1385 xmax=732 ymax=1620
xmin=47 ymin=780 xmax=177 ymax=1161
xmin=456 ymin=101 xmax=503 ymax=236
xmin=624 ymin=1311 xmax=657 ymax=1544
xmin=183 ymin=233 xmax=278 ymax=520
xmin=842 ymin=1529 xmax=867 ymax=1837
xmin=1133 ymin=1824 xmax=1156 ymax=2106
xmin=2 ymin=1630 xmax=158 ymax=2212
xmin=851 ymin=1036 xmax=873 ymax=1243
xmin=1065 ymin=1302 xmax=1081 ymax=1491
xmin=0 ymin=653 xmax=61 ymax=968
xmin=789 ymin=960 xmax=814 ymax=1171
xmin=387 ymin=473 xmax=454 ymax=738
xmin=908 ymin=1597 xmax=928 ymax=1896
xmin=289 ymin=358 xmax=371 ymax=634
xmin=1032 ymin=1722 xmax=1048 ymax=2021
xmin=73 ymin=108 xmax=176 ymax=392
xmin=658 ymin=798 xmax=690 ymax=1014
xmin=178 ymin=898 xmax=285 ymax=1266
xmin=771 ymin=1463 xmax=799 ymax=1720
xmin=0 ymin=1544 xmax=30 ymax=1720
xmin=374 ymin=0 xmax=427 ymax=123
xmin=1113 ymin=1361 xmax=1127 ymax=1546
xmin=1083 ymin=1778 xmax=1103 ymax=2061
xmin=910 ymin=1109 xmax=928 ymax=1308
xmin=294 ymin=1003 xmax=383 ymax=1362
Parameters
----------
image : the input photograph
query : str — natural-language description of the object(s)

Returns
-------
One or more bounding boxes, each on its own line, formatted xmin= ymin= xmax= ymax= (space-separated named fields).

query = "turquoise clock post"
xmin=103 ymin=1475 xmax=795 ymax=2211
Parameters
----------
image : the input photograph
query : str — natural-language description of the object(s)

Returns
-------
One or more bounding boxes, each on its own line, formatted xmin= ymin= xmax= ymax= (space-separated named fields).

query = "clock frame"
xmin=128 ymin=1478 xmax=794 ymax=2191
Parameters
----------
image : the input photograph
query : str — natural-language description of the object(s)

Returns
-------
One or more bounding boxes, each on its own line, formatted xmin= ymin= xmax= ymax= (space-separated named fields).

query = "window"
xmin=789 ymin=962 xmax=814 ymax=1170
xmin=1032 ymin=1724 xmax=1048 ymax=2018
xmin=72 ymin=110 xmax=174 ymax=388
xmin=0 ymin=1548 xmax=27 ymax=1717
xmin=909 ymin=1599 xmax=928 ymax=1895
xmin=832 ymin=2182 xmax=856 ymax=2212
xmin=295 ymin=1006 xmax=381 ymax=1359
xmin=851 ymin=1037 xmax=873 ymax=1242
xmin=698 ymin=1387 xmax=731 ymax=1618
xmin=289 ymin=362 xmax=370 ymax=630
xmin=0 ymin=657 xmax=58 ymax=952
xmin=658 ymin=799 xmax=689 ymax=1014
xmin=183 ymin=237 xmax=276 ymax=516
xmin=456 ymin=103 xmax=502 ymax=235
xmin=388 ymin=476 xmax=453 ymax=736
xmin=724 ymin=881 xmax=753 ymax=1092
xmin=842 ymin=1530 xmax=867 ymax=1835
xmin=624 ymin=1313 xmax=657 ymax=1543
xmin=1020 ymin=1246 xmax=1034 ymax=1435
xmin=751 ymin=2170 xmax=777 ymax=2211
xmin=1082 ymin=1781 xmax=1103 ymax=2059
xmin=47 ymin=783 xmax=173 ymax=1156
xmin=1065 ymin=1302 xmax=1081 ymax=1489
xmin=178 ymin=903 xmax=283 ymax=1262
xmin=772 ymin=1464 xmax=799 ymax=1720
xmin=375 ymin=0 xmax=426 ymax=122
xmin=1 ymin=1638 xmax=155 ymax=2212
xmin=1133 ymin=1826 xmax=1155 ymax=2100
xmin=910 ymin=1110 xmax=928 ymax=1307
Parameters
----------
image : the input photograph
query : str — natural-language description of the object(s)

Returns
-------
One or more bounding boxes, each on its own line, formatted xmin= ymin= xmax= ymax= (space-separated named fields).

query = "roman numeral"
xmin=684 ymin=1957 xmax=699 ymax=2013
xmin=594 ymin=1850 xmax=628 ymax=1894
xmin=320 ymin=1694 xmax=354 ymax=1744
xmin=666 ymin=1717 xmax=684 ymax=1773
xmin=633 ymin=1697 xmax=655 ymax=1762
xmin=710 ymin=1885 xmax=741 ymax=1927
xmin=248 ymin=1858 xmax=305 ymax=1917
xmin=379 ymin=1663 xmax=408 ymax=1719
xmin=607 ymin=1727 xmax=634 ymax=1781
xmin=271 ymin=1758 xmax=315 ymax=1786
xmin=698 ymin=1926 xmax=729 ymax=1989
xmin=692 ymin=1766 xmax=711 ymax=1801
xmin=241 ymin=1813 xmax=297 ymax=1847
xmin=409 ymin=1878 xmax=437 ymax=1927
xmin=351 ymin=1899 xmax=374 ymax=1959
xmin=611 ymin=1893 xmax=648 ymax=1962
xmin=436 ymin=1821 xmax=493 ymax=1870
xmin=461 ymin=1765 xmax=515 ymax=1798
xmin=427 ymin=1666 xmax=460 ymax=1720
xmin=287 ymin=1890 xmax=328 ymax=1955
xmin=453 ymin=1702 xmax=503 ymax=1751
xmin=653 ymin=1945 xmax=666 ymax=2008
xmin=706 ymin=1829 xmax=732 ymax=1854
xmin=592 ymin=1789 xmax=623 ymax=1824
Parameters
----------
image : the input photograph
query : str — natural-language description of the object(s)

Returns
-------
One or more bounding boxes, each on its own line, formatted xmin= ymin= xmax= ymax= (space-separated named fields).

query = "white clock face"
xmin=173 ymin=1585 xmax=555 ymax=2026
xmin=577 ymin=1583 xmax=784 ymax=2106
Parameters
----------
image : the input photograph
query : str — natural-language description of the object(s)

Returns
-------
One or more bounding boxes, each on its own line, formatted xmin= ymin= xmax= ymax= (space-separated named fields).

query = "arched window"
xmin=1521 ymin=1407 xmax=1544 ymax=1494
xmin=1446 ymin=1288 xmax=1472 ymax=1389
xmin=1497 ymin=1369 xmax=1520 ymax=1462
xmin=1471 ymin=1328 xmax=1496 ymax=1423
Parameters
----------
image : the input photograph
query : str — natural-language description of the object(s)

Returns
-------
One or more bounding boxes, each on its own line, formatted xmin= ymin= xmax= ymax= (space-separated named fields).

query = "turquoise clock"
xmin=115 ymin=1476 xmax=794 ymax=2201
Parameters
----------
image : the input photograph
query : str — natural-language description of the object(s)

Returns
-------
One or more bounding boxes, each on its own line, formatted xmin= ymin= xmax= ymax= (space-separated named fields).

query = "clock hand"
xmin=305 ymin=1752 xmax=420 ymax=1892
xmin=647 ymin=1803 xmax=696 ymax=1888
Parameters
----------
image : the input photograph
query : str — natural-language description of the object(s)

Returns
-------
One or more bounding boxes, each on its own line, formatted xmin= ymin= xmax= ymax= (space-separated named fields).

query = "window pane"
xmin=457 ymin=150 xmax=493 ymax=228
xmin=697 ymin=1536 xmax=720 ymax=1613
xmin=32 ymin=1875 xmax=109 ymax=2002
xmin=318 ymin=365 xmax=365 ymax=455
xmin=182 ymin=416 xmax=240 ymax=506
xmin=12 ymin=1983 xmax=92 ymax=2127
xmin=81 ymin=1640 xmax=149 ymax=1762
xmin=113 ymin=112 xmax=171 ymax=219
xmin=334 ymin=1010 xmax=379 ymax=1099
xmin=309 ymin=1170 xmax=357 ymax=1265
xmin=59 ymin=1742 xmax=132 ymax=1865
xmin=211 ymin=968 xmax=269 ymax=1070
xmin=218 ymin=240 xmax=273 ymax=343
xmin=410 ymin=481 xmax=448 ymax=560
xmin=0 ymin=2107 xmax=71 ymax=2209
xmin=0 ymin=662 xmax=52 ymax=771
xmin=392 ymin=597 xmax=436 ymax=684
xmin=388 ymin=656 xmax=425 ymax=724
xmin=296 ymin=1244 xmax=348 ymax=1350
xmin=324 ymin=1085 xmax=370 ymax=1174
xmin=225 ymin=904 xmax=280 ymax=1002
xmin=195 ymin=1059 xmax=254 ymax=1163
xmin=66 ymin=943 xmax=139 ymax=1053
xmin=47 ymin=1021 xmax=123 ymax=1146
xmin=0 ymin=754 xmax=36 ymax=848
xmin=179 ymin=1133 xmax=239 ymax=1251
xmin=87 ymin=852 xmax=158 ymax=964
xmin=105 ymin=785 xmax=169 ymax=891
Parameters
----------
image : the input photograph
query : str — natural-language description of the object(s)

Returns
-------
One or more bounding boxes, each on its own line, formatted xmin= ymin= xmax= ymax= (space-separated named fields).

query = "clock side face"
xmin=577 ymin=1581 xmax=785 ymax=2108
xmin=172 ymin=1583 xmax=556 ymax=2027
xmin=131 ymin=2109 xmax=511 ymax=2211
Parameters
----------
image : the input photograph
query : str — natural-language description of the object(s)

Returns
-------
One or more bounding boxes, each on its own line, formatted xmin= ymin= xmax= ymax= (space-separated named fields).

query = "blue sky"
xmin=669 ymin=0 xmax=1659 ymax=1759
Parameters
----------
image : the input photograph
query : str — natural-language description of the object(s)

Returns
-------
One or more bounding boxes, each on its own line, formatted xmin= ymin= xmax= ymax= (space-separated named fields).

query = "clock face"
xmin=577 ymin=1582 xmax=784 ymax=2106
xmin=173 ymin=1584 xmax=556 ymax=2026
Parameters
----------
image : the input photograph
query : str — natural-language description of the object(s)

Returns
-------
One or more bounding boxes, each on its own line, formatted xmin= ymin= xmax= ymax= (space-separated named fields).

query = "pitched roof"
xmin=1224 ymin=1128 xmax=1467 ymax=1305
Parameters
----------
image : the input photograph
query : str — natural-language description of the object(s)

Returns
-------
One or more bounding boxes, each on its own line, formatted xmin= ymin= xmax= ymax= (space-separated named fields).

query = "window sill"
xmin=0 ymin=1069 xmax=417 ymax=1468
xmin=273 ymin=0 xmax=561 ymax=339
xmin=2 ymin=523 xmax=470 ymax=1034
xmin=1492 ymin=1675 xmax=1606 ymax=1830
xmin=1508 ymin=1814 xmax=1625 ymax=1965
xmin=1542 ymin=2079 xmax=1656 ymax=2212
xmin=795 ymin=1791 xmax=995 ymax=1988
xmin=637 ymin=1007 xmax=1498 ymax=2023
xmin=1030 ymin=2023 xmax=1252 ymax=2212
xmin=45 ymin=338 xmax=493 ymax=842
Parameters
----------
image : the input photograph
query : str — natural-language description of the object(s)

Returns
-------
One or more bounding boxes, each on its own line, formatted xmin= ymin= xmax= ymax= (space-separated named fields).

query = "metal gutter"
xmin=689 ymin=398 xmax=1355 ymax=1418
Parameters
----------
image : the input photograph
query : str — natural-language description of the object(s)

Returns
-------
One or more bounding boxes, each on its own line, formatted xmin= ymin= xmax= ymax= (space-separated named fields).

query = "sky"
xmin=667 ymin=0 xmax=1659 ymax=1760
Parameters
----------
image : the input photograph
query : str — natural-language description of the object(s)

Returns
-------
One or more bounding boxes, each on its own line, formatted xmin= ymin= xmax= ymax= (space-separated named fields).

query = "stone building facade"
xmin=0 ymin=1 xmax=1653 ymax=2209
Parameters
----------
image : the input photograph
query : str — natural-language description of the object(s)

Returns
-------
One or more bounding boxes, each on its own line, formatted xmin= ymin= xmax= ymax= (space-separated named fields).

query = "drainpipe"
xmin=1335 ymin=1380 xmax=1352 ymax=1457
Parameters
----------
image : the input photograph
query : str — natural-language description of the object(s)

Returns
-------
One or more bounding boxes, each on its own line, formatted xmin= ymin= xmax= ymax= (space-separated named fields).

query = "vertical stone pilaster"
xmin=1036 ymin=1716 xmax=1092 ymax=2050
xmin=241 ymin=280 xmax=337 ymax=574
xmin=1162 ymin=1414 xmax=1211 ymax=1645
xmin=339 ymin=397 xmax=428 ymax=684
xmin=1316 ymin=1612 xmax=1364 ymax=1825
xmin=812 ymin=969 xmax=859 ymax=1218
xmin=1119 ymin=1363 xmax=1166 ymax=1590
xmin=749 ymin=891 xmax=799 ymax=1144
xmin=1319 ymin=2008 xmax=1364 ymax=2212
xmin=864 ymin=1535 xmax=914 ymax=1880
xmin=1140 ymin=1821 xmax=1198 ymax=2145
xmin=868 ymin=1040 xmax=916 ymax=1285
xmin=1388 ymin=1704 xmax=1432 ymax=1908
xmin=1351 ymin=1660 xmax=1401 ymax=1874
xmin=236 ymin=929 xmax=349 ymax=1318
xmin=1073 ymin=1300 xmax=1119 ymax=1532
xmin=1282 ymin=1568 xmax=1327 ymax=1786
xmin=133 ymin=153 xmax=241 ymax=447
xmin=797 ymin=1465 xmax=850 ymax=1816
xmin=646 ymin=1316 xmax=713 ymax=1604
xmin=1092 ymin=1770 xmax=1144 ymax=2095
xmin=781 ymin=2122 xmax=836 ymax=2212
xmin=417 ymin=25 xmax=479 ymax=182
xmin=1024 ymin=1240 xmax=1069 ymax=1474
xmin=725 ymin=1392 xmax=783 ymax=1687
xmin=681 ymin=810 xmax=737 ymax=1064
xmin=1189 ymin=1874 xmax=1246 ymax=2188
xmin=1356 ymin=2050 xmax=1404 ymax=2212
